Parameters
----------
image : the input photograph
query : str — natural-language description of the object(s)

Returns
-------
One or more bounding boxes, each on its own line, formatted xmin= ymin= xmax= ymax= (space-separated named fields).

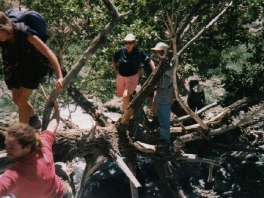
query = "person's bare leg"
xmin=122 ymin=89 xmax=131 ymax=111
xmin=12 ymin=87 xmax=34 ymax=123
xmin=122 ymin=74 xmax=139 ymax=112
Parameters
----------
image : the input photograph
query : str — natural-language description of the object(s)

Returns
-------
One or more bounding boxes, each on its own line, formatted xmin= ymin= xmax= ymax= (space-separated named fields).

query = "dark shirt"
xmin=113 ymin=47 xmax=151 ymax=77
xmin=0 ymin=28 xmax=51 ymax=88
xmin=143 ymin=62 xmax=152 ymax=77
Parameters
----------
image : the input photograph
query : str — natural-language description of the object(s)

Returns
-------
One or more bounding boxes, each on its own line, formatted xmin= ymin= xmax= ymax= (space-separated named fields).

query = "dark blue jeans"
xmin=156 ymin=103 xmax=171 ymax=143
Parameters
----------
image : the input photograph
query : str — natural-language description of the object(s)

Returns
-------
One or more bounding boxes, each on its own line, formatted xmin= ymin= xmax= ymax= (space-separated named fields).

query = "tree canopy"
xmin=1 ymin=0 xmax=263 ymax=107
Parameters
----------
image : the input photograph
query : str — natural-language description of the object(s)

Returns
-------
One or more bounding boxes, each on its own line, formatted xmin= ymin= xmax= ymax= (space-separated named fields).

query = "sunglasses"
xmin=124 ymin=41 xmax=134 ymax=45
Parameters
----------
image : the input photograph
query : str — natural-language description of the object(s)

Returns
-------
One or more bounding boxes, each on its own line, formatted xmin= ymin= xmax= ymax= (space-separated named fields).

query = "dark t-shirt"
xmin=113 ymin=47 xmax=151 ymax=77
xmin=143 ymin=62 xmax=152 ymax=77
xmin=0 ymin=28 xmax=51 ymax=89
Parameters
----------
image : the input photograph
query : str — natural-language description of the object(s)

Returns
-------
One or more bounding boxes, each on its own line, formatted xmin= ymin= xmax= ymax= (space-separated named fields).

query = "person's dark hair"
xmin=0 ymin=11 xmax=13 ymax=34
xmin=6 ymin=123 xmax=43 ymax=152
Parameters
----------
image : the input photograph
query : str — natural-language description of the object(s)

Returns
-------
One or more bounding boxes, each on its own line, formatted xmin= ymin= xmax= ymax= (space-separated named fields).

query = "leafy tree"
xmin=1 ymin=0 xmax=264 ymax=109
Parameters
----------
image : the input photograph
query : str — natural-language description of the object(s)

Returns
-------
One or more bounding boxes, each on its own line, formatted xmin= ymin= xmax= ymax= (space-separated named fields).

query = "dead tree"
xmin=46 ymin=1 xmax=236 ymax=197
xmin=4 ymin=1 xmax=262 ymax=198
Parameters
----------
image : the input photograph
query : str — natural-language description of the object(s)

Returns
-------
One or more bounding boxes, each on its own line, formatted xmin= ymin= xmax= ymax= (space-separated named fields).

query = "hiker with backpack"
xmin=0 ymin=8 xmax=63 ymax=129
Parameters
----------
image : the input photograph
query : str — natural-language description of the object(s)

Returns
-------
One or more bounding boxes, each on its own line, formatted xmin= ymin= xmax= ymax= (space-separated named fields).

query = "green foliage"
xmin=214 ymin=0 xmax=264 ymax=106
xmin=1 ymin=0 xmax=263 ymax=110
xmin=204 ymin=85 xmax=222 ymax=105
xmin=178 ymin=63 xmax=197 ymax=78
xmin=0 ymin=90 xmax=16 ymax=115
xmin=220 ymin=44 xmax=264 ymax=106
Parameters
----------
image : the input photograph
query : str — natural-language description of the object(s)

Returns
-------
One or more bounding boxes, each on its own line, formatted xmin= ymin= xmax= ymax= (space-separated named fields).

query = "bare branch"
xmin=42 ymin=0 xmax=129 ymax=129
xmin=76 ymin=156 xmax=107 ymax=198
xmin=169 ymin=11 xmax=209 ymax=130
xmin=171 ymin=102 xmax=218 ymax=125
xmin=178 ymin=1 xmax=233 ymax=56
xmin=111 ymin=150 xmax=141 ymax=188
xmin=176 ymin=0 xmax=209 ymax=43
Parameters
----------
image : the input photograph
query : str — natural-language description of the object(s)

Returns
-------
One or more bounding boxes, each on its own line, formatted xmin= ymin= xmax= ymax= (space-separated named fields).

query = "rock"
xmin=104 ymin=96 xmax=122 ymax=112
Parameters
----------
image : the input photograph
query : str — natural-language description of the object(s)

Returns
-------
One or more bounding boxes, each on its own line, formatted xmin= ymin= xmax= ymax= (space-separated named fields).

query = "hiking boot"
xmin=155 ymin=139 xmax=170 ymax=156
xmin=29 ymin=114 xmax=41 ymax=129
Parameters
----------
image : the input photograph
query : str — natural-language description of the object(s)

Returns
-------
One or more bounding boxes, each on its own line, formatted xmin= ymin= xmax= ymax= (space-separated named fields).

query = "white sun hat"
xmin=124 ymin=33 xmax=136 ymax=41
xmin=151 ymin=42 xmax=169 ymax=51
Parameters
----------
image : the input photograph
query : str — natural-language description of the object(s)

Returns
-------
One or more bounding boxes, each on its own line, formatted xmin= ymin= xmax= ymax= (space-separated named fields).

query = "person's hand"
xmin=55 ymin=77 xmax=63 ymax=92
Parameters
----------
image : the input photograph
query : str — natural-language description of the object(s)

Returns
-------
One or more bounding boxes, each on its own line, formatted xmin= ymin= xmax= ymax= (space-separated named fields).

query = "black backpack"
xmin=5 ymin=7 xmax=48 ymax=43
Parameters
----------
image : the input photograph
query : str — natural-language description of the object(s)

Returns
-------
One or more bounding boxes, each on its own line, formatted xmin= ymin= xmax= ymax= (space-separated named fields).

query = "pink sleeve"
xmin=40 ymin=130 xmax=55 ymax=162
xmin=0 ymin=168 xmax=19 ymax=196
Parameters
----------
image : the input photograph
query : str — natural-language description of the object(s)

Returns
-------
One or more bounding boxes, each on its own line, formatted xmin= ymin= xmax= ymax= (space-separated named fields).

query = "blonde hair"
xmin=0 ymin=11 xmax=13 ymax=34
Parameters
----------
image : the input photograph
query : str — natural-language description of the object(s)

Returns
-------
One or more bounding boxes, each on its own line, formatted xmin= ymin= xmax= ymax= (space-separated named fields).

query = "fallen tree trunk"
xmin=170 ymin=96 xmax=264 ymax=134
xmin=1 ymin=95 xmax=264 ymax=197
xmin=1 ymin=96 xmax=263 ymax=155
xmin=1 ymin=96 xmax=263 ymax=165
xmin=67 ymin=84 xmax=112 ymax=127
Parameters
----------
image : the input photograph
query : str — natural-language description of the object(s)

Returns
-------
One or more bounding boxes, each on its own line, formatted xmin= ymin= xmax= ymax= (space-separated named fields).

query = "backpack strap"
xmin=14 ymin=22 xmax=27 ymax=32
